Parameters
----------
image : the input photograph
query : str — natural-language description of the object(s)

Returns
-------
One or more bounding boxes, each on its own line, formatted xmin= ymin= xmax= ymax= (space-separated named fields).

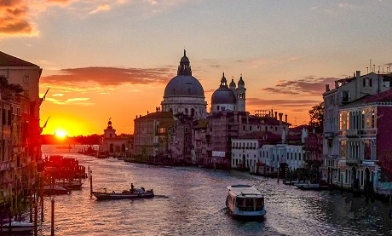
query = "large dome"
xmin=164 ymin=75 xmax=204 ymax=98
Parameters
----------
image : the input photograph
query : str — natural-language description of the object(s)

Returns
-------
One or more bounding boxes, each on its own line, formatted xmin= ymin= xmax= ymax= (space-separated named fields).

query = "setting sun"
xmin=54 ymin=129 xmax=68 ymax=139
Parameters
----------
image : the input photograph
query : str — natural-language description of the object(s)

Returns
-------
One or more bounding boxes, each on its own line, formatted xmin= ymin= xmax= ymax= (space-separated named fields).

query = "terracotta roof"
xmin=341 ymin=88 xmax=392 ymax=108
xmin=135 ymin=111 xmax=173 ymax=120
xmin=0 ymin=51 xmax=39 ymax=67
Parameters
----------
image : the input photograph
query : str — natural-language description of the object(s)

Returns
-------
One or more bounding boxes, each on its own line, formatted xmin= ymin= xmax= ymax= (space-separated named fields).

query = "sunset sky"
xmin=1 ymin=0 xmax=392 ymax=136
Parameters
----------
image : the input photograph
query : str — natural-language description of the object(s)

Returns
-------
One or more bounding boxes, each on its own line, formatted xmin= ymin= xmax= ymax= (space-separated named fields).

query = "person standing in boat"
xmin=130 ymin=183 xmax=134 ymax=193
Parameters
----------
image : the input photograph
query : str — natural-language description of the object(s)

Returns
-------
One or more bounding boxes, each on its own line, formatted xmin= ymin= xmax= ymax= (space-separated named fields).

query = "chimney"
xmin=275 ymin=112 xmax=277 ymax=119
xmin=356 ymin=71 xmax=360 ymax=79
xmin=279 ymin=113 xmax=283 ymax=124
xmin=285 ymin=114 xmax=288 ymax=123
xmin=326 ymin=84 xmax=330 ymax=92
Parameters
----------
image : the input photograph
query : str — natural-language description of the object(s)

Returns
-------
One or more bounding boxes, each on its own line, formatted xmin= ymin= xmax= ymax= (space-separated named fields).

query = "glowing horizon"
xmin=1 ymin=1 xmax=391 ymax=136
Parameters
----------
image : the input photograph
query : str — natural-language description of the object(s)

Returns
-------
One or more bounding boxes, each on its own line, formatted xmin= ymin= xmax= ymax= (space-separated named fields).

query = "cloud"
xmin=45 ymin=97 xmax=94 ymax=106
xmin=262 ymin=76 xmax=338 ymax=96
xmin=89 ymin=4 xmax=110 ymax=14
xmin=0 ymin=0 xmax=36 ymax=36
xmin=46 ymin=0 xmax=72 ymax=4
xmin=40 ymin=66 xmax=173 ymax=88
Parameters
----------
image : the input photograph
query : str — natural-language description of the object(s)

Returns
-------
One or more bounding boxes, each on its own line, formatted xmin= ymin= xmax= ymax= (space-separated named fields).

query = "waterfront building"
xmin=192 ymin=119 xmax=208 ymax=166
xmin=99 ymin=119 xmax=133 ymax=158
xmin=321 ymin=70 xmax=392 ymax=190
xmin=133 ymin=111 xmax=174 ymax=162
xmin=258 ymin=144 xmax=305 ymax=176
xmin=231 ymin=133 xmax=264 ymax=172
xmin=338 ymin=89 xmax=392 ymax=194
xmin=0 ymin=51 xmax=42 ymax=210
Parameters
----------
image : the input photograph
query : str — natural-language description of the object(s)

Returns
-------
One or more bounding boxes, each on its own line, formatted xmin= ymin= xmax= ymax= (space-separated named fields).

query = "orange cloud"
xmin=46 ymin=0 xmax=71 ymax=3
xmin=41 ymin=66 xmax=173 ymax=88
xmin=0 ymin=0 xmax=34 ymax=35
xmin=89 ymin=4 xmax=110 ymax=14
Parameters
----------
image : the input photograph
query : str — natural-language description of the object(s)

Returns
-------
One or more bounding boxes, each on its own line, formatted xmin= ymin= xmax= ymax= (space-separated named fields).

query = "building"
xmin=99 ymin=119 xmax=133 ymax=158
xmin=338 ymin=88 xmax=392 ymax=194
xmin=0 ymin=51 xmax=42 ymax=211
xmin=321 ymin=70 xmax=392 ymax=190
xmin=133 ymin=111 xmax=174 ymax=162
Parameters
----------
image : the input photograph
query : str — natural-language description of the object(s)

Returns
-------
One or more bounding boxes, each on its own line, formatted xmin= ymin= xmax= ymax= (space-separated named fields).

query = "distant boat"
xmin=1 ymin=221 xmax=34 ymax=232
xmin=283 ymin=180 xmax=300 ymax=186
xmin=56 ymin=179 xmax=83 ymax=190
xmin=92 ymin=187 xmax=154 ymax=201
xmin=43 ymin=185 xmax=69 ymax=195
xmin=294 ymin=181 xmax=329 ymax=191
xmin=226 ymin=184 xmax=266 ymax=219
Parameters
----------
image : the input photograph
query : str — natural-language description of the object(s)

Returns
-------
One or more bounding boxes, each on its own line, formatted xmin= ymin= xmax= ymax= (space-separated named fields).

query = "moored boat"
xmin=295 ymin=182 xmax=329 ymax=191
xmin=43 ymin=185 xmax=69 ymax=195
xmin=92 ymin=187 xmax=154 ymax=201
xmin=226 ymin=184 xmax=266 ymax=219
xmin=1 ymin=221 xmax=34 ymax=232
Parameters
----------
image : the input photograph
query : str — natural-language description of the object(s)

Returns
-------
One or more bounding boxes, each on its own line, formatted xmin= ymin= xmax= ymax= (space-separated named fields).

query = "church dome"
xmin=164 ymin=75 xmax=204 ymax=98
xmin=211 ymin=87 xmax=236 ymax=104
xmin=163 ymin=50 xmax=204 ymax=98
xmin=211 ymin=72 xmax=236 ymax=104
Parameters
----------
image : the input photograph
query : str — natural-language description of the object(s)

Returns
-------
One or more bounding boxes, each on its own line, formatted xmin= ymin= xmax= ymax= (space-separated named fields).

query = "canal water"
xmin=37 ymin=145 xmax=392 ymax=236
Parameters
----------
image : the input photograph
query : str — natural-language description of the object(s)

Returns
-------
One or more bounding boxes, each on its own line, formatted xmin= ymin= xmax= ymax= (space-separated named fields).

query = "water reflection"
xmin=37 ymin=146 xmax=392 ymax=236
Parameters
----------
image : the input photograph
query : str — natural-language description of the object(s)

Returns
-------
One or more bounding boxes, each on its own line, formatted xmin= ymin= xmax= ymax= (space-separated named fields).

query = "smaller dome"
xmin=211 ymin=87 xmax=237 ymax=104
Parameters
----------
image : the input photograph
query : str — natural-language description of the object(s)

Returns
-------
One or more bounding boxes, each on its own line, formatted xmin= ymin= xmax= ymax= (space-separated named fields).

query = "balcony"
xmin=346 ymin=129 xmax=359 ymax=138
xmin=324 ymin=132 xmax=335 ymax=139
xmin=346 ymin=158 xmax=361 ymax=165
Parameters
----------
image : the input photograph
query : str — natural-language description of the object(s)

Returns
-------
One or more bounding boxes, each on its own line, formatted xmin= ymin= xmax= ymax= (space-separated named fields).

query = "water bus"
xmin=225 ymin=184 xmax=266 ymax=219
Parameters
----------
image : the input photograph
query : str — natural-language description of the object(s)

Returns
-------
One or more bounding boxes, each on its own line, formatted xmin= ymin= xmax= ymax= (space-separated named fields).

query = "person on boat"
xmin=130 ymin=183 xmax=134 ymax=193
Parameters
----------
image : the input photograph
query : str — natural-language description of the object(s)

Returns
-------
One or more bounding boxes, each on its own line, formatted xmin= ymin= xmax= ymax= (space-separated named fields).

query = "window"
xmin=342 ymin=91 xmax=349 ymax=103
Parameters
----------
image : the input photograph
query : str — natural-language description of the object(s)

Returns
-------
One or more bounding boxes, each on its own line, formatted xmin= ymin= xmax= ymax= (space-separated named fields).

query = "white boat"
xmin=226 ymin=184 xmax=266 ymax=219
xmin=1 ymin=221 xmax=34 ymax=232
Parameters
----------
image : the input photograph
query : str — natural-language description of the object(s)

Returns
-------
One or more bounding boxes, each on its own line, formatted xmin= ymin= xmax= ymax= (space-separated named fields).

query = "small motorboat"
xmin=1 ymin=221 xmax=34 ymax=232
xmin=43 ymin=185 xmax=69 ymax=195
xmin=92 ymin=187 xmax=154 ymax=201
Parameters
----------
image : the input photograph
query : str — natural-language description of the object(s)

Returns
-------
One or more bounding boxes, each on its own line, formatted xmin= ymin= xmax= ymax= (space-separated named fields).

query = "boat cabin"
xmin=226 ymin=184 xmax=266 ymax=218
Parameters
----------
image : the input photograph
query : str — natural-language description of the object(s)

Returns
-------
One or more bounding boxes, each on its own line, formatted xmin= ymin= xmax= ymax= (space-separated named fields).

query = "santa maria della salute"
xmin=161 ymin=49 xmax=246 ymax=119
xmin=101 ymin=50 xmax=292 ymax=171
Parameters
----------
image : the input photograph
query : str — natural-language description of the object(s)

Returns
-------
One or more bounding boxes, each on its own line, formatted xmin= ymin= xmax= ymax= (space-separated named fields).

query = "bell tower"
xmin=236 ymin=75 xmax=246 ymax=112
